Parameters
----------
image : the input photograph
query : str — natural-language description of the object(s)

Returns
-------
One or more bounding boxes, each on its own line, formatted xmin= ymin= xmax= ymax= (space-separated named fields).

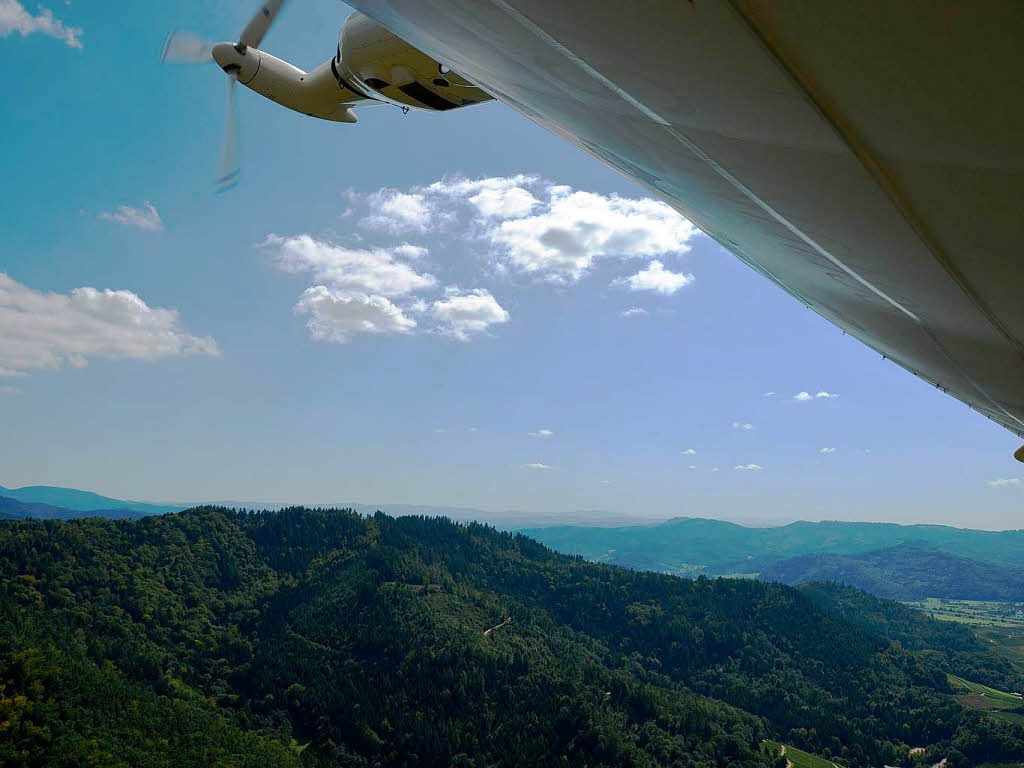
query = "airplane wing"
xmin=345 ymin=0 xmax=1024 ymax=452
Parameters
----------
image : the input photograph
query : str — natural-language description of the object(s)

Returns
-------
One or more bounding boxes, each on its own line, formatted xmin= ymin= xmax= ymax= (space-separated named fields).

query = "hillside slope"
xmin=1 ymin=509 xmax=1023 ymax=767
xmin=765 ymin=546 xmax=1024 ymax=601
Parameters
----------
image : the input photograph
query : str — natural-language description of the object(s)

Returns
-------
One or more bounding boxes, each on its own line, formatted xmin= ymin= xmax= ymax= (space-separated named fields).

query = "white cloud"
xmin=0 ymin=0 xmax=82 ymax=48
xmin=618 ymin=260 xmax=694 ymax=295
xmin=428 ymin=175 xmax=541 ymax=220
xmin=360 ymin=189 xmax=434 ymax=233
xmin=599 ymin=479 xmax=612 ymax=485
xmin=820 ymin=447 xmax=836 ymax=454
xmin=682 ymin=448 xmax=696 ymax=455
xmin=0 ymin=272 xmax=217 ymax=377
xmin=530 ymin=429 xmax=554 ymax=438
xmin=988 ymin=478 xmax=1021 ymax=489
xmin=98 ymin=202 xmax=162 ymax=232
xmin=618 ymin=307 xmax=648 ymax=318
xmin=763 ymin=391 xmax=776 ymax=398
xmin=486 ymin=188 xmax=699 ymax=282
xmin=293 ymin=286 xmax=416 ymax=343
xmin=430 ymin=288 xmax=509 ymax=341
xmin=733 ymin=463 xmax=764 ymax=471
xmin=688 ymin=465 xmax=697 ymax=470
xmin=264 ymin=234 xmax=436 ymax=297
xmin=525 ymin=462 xmax=552 ymax=471
xmin=732 ymin=421 xmax=754 ymax=431
xmin=795 ymin=390 xmax=840 ymax=401
xmin=711 ymin=467 xmax=720 ymax=473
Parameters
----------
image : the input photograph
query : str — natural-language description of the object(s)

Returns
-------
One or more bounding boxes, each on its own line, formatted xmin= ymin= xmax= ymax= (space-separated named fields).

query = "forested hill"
xmin=764 ymin=545 xmax=1024 ymax=601
xmin=1 ymin=508 xmax=1023 ymax=767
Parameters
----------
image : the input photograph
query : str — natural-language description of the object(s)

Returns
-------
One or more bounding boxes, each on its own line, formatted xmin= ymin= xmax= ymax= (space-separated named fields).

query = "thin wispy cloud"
xmin=732 ymin=421 xmax=754 ymax=431
xmin=0 ymin=0 xmax=82 ymax=48
xmin=98 ymin=202 xmax=163 ymax=232
xmin=688 ymin=465 xmax=697 ymax=470
xmin=733 ymin=463 xmax=764 ymax=472
xmin=0 ymin=272 xmax=217 ymax=378
xmin=618 ymin=307 xmax=648 ymax=319
xmin=820 ymin=447 xmax=836 ymax=454
xmin=682 ymin=448 xmax=696 ymax=455
xmin=530 ymin=429 xmax=554 ymax=438
xmin=525 ymin=462 xmax=552 ymax=471
xmin=763 ymin=391 xmax=776 ymax=398
xmin=988 ymin=478 xmax=1021 ymax=488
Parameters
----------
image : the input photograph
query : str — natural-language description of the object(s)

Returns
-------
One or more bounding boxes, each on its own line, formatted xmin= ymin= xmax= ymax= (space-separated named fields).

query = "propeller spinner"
xmin=161 ymin=1 xmax=287 ymax=192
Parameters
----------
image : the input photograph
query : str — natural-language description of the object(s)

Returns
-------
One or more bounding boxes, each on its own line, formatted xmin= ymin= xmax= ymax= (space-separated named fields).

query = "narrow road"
xmin=484 ymin=616 xmax=512 ymax=636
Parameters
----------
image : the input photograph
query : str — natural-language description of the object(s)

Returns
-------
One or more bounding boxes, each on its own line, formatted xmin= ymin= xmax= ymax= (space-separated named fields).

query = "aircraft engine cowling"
xmin=335 ymin=13 xmax=492 ymax=111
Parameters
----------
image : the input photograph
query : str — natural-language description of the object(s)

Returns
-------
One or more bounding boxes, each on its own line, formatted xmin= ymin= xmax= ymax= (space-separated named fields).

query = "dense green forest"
xmin=521 ymin=518 xmax=1024 ymax=577
xmin=1 ymin=508 xmax=1023 ymax=767
xmin=765 ymin=546 xmax=1024 ymax=601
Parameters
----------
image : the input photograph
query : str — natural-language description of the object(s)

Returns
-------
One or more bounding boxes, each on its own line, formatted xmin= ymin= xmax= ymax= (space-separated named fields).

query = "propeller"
xmin=161 ymin=1 xmax=287 ymax=192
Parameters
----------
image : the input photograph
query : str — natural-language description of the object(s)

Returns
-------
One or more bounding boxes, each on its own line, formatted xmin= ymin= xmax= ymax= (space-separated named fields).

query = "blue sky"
xmin=1 ymin=0 xmax=1022 ymax=528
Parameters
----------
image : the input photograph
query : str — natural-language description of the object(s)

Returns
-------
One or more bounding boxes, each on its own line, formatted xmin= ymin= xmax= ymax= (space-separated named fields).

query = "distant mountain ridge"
xmin=0 ymin=495 xmax=147 ymax=521
xmin=0 ymin=485 xmax=183 ymax=516
xmin=520 ymin=517 xmax=1024 ymax=578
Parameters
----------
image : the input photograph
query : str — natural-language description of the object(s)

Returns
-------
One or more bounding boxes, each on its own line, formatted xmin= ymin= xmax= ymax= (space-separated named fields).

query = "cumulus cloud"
xmin=430 ymin=288 xmax=509 ymax=341
xmin=618 ymin=307 xmax=648 ymax=318
xmin=795 ymin=390 xmax=840 ymax=401
xmin=820 ymin=447 xmax=836 ymax=454
xmin=618 ymin=260 xmax=693 ymax=295
xmin=263 ymin=234 xmax=436 ymax=297
xmin=360 ymin=189 xmax=435 ymax=233
xmin=428 ymin=175 xmax=541 ymax=220
xmin=489 ymin=190 xmax=698 ymax=282
xmin=530 ymin=429 xmax=554 ymax=438
xmin=682 ymin=448 xmax=696 ymax=455
xmin=0 ymin=0 xmax=81 ymax=48
xmin=732 ymin=421 xmax=755 ymax=431
xmin=293 ymin=286 xmax=415 ymax=343
xmin=0 ymin=272 xmax=217 ymax=377
xmin=733 ymin=463 xmax=764 ymax=471
xmin=525 ymin=462 xmax=552 ymax=470
xmin=98 ymin=202 xmax=163 ymax=232
xmin=988 ymin=478 xmax=1021 ymax=489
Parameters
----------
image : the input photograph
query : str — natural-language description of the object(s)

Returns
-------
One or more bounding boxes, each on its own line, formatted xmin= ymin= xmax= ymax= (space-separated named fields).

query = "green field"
xmin=767 ymin=741 xmax=843 ymax=768
xmin=947 ymin=673 xmax=1024 ymax=724
xmin=905 ymin=598 xmax=1024 ymax=627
